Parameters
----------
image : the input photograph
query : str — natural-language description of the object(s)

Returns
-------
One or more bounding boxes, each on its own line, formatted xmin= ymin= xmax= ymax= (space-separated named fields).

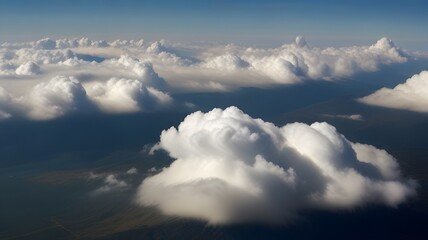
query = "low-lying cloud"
xmin=87 ymin=78 xmax=171 ymax=113
xmin=0 ymin=75 xmax=172 ymax=120
xmin=0 ymin=36 xmax=418 ymax=120
xmin=94 ymin=174 xmax=128 ymax=194
xmin=359 ymin=70 xmax=428 ymax=113
xmin=136 ymin=107 xmax=417 ymax=224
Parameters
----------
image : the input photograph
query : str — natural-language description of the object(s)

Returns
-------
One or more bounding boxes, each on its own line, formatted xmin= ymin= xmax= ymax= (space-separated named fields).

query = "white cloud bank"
xmin=359 ymin=70 xmax=428 ymax=113
xmin=0 ymin=36 xmax=417 ymax=120
xmin=1 ymin=37 xmax=410 ymax=85
xmin=136 ymin=107 xmax=416 ymax=224
xmin=0 ymin=75 xmax=172 ymax=120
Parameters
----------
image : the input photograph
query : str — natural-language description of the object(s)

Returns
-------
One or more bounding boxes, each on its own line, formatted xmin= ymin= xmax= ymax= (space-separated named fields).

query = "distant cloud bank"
xmin=0 ymin=36 xmax=417 ymax=120
xmin=359 ymin=70 xmax=428 ymax=113
xmin=136 ymin=107 xmax=417 ymax=224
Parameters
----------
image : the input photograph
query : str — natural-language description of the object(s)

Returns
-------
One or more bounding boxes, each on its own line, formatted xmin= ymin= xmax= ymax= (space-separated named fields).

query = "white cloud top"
xmin=359 ymin=70 xmax=428 ymax=113
xmin=15 ymin=62 xmax=41 ymax=75
xmin=87 ymin=78 xmax=171 ymax=113
xmin=0 ymin=75 xmax=172 ymax=120
xmin=136 ymin=107 xmax=416 ymax=224
xmin=25 ymin=76 xmax=88 ymax=120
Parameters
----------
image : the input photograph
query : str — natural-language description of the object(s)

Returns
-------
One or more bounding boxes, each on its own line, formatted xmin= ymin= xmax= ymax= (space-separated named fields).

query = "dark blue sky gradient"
xmin=0 ymin=0 xmax=427 ymax=49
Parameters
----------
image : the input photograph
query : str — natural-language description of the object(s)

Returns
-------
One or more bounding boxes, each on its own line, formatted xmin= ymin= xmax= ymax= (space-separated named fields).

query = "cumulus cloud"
xmin=136 ymin=107 xmax=416 ymax=224
xmin=86 ymin=78 xmax=172 ymax=113
xmin=24 ymin=76 xmax=89 ymax=120
xmin=111 ymin=55 xmax=167 ymax=89
xmin=0 ymin=36 xmax=417 ymax=119
xmin=202 ymin=54 xmax=250 ymax=71
xmin=0 ymin=74 xmax=172 ymax=120
xmin=15 ymin=62 xmax=41 ymax=75
xmin=13 ymin=48 xmax=75 ymax=65
xmin=1 ymin=36 xmax=410 ymax=86
xmin=359 ymin=70 xmax=428 ymax=113
xmin=95 ymin=174 xmax=128 ymax=194
xmin=244 ymin=37 xmax=407 ymax=83
xmin=0 ymin=76 xmax=92 ymax=120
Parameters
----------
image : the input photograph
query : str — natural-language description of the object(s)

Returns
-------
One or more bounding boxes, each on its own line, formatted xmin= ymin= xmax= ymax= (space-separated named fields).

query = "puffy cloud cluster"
xmin=0 ymin=36 xmax=410 ymax=87
xmin=15 ymin=62 xmax=41 ymax=76
xmin=202 ymin=54 xmax=250 ymax=71
xmin=13 ymin=48 xmax=75 ymax=64
xmin=0 ymin=75 xmax=172 ymax=120
xmin=24 ymin=76 xmax=88 ymax=120
xmin=0 ymin=36 xmax=417 ymax=119
xmin=137 ymin=107 xmax=416 ymax=224
xmin=31 ymin=37 xmax=108 ymax=50
xmin=87 ymin=78 xmax=171 ymax=113
xmin=359 ymin=70 xmax=428 ymax=113
xmin=243 ymin=37 xmax=407 ymax=83
xmin=111 ymin=55 xmax=167 ymax=89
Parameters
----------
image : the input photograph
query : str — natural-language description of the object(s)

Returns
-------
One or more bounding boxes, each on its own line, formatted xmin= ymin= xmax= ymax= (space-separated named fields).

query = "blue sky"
xmin=0 ymin=0 xmax=427 ymax=50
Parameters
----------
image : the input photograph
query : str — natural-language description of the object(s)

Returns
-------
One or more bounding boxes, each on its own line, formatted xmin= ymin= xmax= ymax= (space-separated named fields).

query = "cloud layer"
xmin=0 ymin=75 xmax=172 ymax=120
xmin=359 ymin=70 xmax=428 ymax=113
xmin=0 ymin=36 xmax=415 ymax=120
xmin=136 ymin=107 xmax=416 ymax=224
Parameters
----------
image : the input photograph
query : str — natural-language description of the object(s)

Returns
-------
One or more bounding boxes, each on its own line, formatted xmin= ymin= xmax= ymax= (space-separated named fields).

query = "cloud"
xmin=0 ymin=86 xmax=14 ymax=119
xmin=111 ymin=55 xmax=167 ymax=89
xmin=324 ymin=114 xmax=364 ymax=121
xmin=1 ymin=36 xmax=411 ymax=88
xmin=245 ymin=37 xmax=407 ymax=83
xmin=0 ymin=76 xmax=92 ymax=120
xmin=94 ymin=174 xmax=128 ymax=194
xmin=202 ymin=54 xmax=250 ymax=71
xmin=86 ymin=78 xmax=172 ymax=113
xmin=13 ymin=48 xmax=75 ymax=65
xmin=359 ymin=70 xmax=428 ymax=113
xmin=0 ymin=74 xmax=172 ymax=120
xmin=22 ymin=76 xmax=89 ymax=120
xmin=136 ymin=107 xmax=416 ymax=224
xmin=126 ymin=167 xmax=138 ymax=175
xmin=33 ymin=38 xmax=57 ymax=50
xmin=15 ymin=62 xmax=41 ymax=75
xmin=0 ymin=36 xmax=417 ymax=119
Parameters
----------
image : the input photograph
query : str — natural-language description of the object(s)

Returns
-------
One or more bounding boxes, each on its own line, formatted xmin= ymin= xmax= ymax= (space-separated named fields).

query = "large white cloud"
xmin=136 ymin=107 xmax=417 ymax=224
xmin=359 ymin=70 xmax=428 ymax=113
